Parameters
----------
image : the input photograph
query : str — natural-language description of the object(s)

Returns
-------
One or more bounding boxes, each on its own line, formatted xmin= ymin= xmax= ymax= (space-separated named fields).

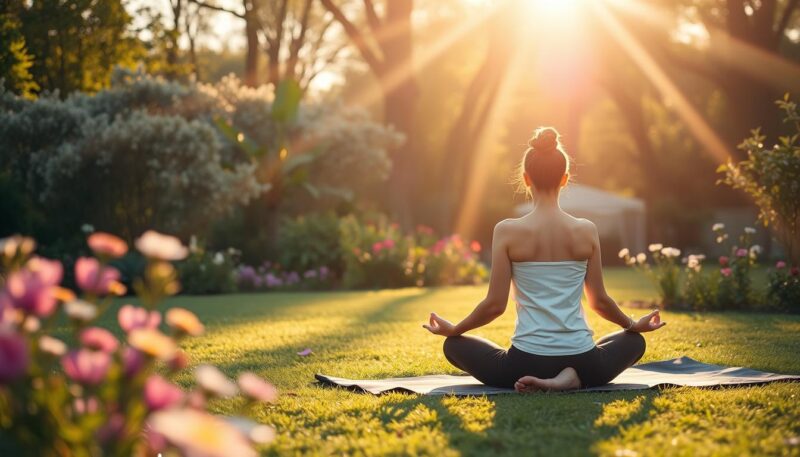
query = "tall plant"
xmin=719 ymin=95 xmax=800 ymax=266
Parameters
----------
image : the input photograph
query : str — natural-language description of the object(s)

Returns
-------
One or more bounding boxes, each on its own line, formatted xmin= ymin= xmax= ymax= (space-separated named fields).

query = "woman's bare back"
xmin=500 ymin=210 xmax=595 ymax=263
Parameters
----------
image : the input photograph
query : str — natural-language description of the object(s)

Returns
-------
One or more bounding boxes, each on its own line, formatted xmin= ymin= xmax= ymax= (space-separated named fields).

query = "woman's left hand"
xmin=422 ymin=312 xmax=457 ymax=337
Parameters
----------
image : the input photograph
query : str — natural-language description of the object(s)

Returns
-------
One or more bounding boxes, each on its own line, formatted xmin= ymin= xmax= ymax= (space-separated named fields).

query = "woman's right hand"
xmin=630 ymin=310 xmax=667 ymax=333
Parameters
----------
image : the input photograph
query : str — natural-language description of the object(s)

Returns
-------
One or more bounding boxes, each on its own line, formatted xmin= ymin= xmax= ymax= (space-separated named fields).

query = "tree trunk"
xmin=243 ymin=1 xmax=259 ymax=87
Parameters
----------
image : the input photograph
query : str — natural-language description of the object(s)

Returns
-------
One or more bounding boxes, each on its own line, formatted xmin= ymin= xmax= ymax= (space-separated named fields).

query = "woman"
xmin=423 ymin=127 xmax=666 ymax=392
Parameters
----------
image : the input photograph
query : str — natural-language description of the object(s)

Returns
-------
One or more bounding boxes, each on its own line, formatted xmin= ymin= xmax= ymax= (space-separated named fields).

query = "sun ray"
xmin=591 ymin=1 xmax=732 ymax=165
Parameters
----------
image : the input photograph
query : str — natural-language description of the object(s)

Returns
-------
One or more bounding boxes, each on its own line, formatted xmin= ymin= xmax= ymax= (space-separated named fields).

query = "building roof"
xmin=515 ymin=184 xmax=645 ymax=216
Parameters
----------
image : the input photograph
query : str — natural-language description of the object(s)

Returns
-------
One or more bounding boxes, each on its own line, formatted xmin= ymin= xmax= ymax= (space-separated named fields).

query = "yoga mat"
xmin=315 ymin=356 xmax=800 ymax=396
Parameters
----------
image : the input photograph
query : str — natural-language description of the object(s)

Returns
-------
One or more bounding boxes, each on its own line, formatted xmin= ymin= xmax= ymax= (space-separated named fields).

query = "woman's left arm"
xmin=423 ymin=222 xmax=512 ymax=337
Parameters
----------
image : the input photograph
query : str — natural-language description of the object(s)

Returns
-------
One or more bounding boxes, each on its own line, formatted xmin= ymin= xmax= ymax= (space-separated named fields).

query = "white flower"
xmin=716 ymin=234 xmax=728 ymax=244
xmin=148 ymin=409 xmax=257 ymax=457
xmin=626 ymin=257 xmax=637 ymax=265
xmin=712 ymin=223 xmax=725 ymax=231
xmin=39 ymin=335 xmax=67 ymax=356
xmin=648 ymin=243 xmax=663 ymax=252
xmin=213 ymin=252 xmax=225 ymax=265
xmin=744 ymin=227 xmax=756 ymax=234
xmin=81 ymin=224 xmax=95 ymax=234
xmin=661 ymin=247 xmax=681 ymax=258
xmin=636 ymin=253 xmax=646 ymax=264
xmin=618 ymin=248 xmax=630 ymax=259
xmin=750 ymin=245 xmax=762 ymax=255
xmin=196 ymin=365 xmax=238 ymax=398
xmin=687 ymin=255 xmax=702 ymax=270
xmin=64 ymin=300 xmax=98 ymax=321
xmin=135 ymin=230 xmax=188 ymax=261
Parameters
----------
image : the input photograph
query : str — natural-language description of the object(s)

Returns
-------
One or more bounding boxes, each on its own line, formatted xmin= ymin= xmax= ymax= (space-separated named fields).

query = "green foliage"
xmin=277 ymin=213 xmax=344 ymax=276
xmin=0 ymin=13 xmax=38 ymax=98
xmin=619 ymin=245 xmax=682 ymax=308
xmin=767 ymin=264 xmax=800 ymax=312
xmin=12 ymin=0 xmax=142 ymax=95
xmin=176 ymin=241 xmax=239 ymax=295
xmin=719 ymin=95 xmax=800 ymax=265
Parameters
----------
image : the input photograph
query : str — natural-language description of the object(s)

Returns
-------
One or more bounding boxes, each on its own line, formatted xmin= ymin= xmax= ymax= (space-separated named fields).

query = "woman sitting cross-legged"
xmin=423 ymin=126 xmax=666 ymax=392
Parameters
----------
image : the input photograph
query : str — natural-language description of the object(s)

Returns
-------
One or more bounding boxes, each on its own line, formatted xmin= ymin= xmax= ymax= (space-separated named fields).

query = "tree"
xmin=0 ymin=13 xmax=38 ymax=98
xmin=11 ymin=0 xmax=141 ymax=95
xmin=319 ymin=0 xmax=418 ymax=226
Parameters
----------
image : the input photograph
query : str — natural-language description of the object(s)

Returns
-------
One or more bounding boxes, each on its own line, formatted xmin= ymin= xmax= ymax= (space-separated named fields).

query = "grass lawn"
xmin=110 ymin=269 xmax=800 ymax=455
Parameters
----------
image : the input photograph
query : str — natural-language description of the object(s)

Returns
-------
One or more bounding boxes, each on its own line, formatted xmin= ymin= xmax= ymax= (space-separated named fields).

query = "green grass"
xmin=129 ymin=269 xmax=800 ymax=455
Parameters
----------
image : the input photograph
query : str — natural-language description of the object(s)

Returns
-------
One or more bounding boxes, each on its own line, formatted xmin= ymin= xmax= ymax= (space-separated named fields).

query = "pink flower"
xmin=470 ymin=241 xmax=481 ymax=253
xmin=238 ymin=372 xmax=278 ymax=403
xmin=73 ymin=396 xmax=99 ymax=415
xmin=371 ymin=242 xmax=383 ymax=254
xmin=168 ymin=349 xmax=189 ymax=372
xmin=80 ymin=327 xmax=119 ymax=353
xmin=61 ymin=349 xmax=111 ymax=386
xmin=721 ymin=267 xmax=733 ymax=277
xmin=0 ymin=327 xmax=28 ymax=383
xmin=144 ymin=374 xmax=184 ymax=411
xmin=75 ymin=257 xmax=124 ymax=296
xmin=416 ymin=225 xmax=434 ymax=235
xmin=88 ymin=232 xmax=128 ymax=258
xmin=118 ymin=304 xmax=161 ymax=333
xmin=718 ymin=256 xmax=729 ymax=267
xmin=122 ymin=347 xmax=145 ymax=377
xmin=383 ymin=239 xmax=396 ymax=250
xmin=0 ymin=257 xmax=63 ymax=317
xmin=736 ymin=248 xmax=748 ymax=257
xmin=776 ymin=261 xmax=787 ymax=269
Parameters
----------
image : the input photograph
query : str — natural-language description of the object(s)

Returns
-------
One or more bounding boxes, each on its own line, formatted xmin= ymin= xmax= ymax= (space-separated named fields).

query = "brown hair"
xmin=517 ymin=126 xmax=570 ymax=195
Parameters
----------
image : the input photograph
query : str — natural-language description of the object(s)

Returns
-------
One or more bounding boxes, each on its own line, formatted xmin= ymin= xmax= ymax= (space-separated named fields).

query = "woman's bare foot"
xmin=514 ymin=367 xmax=581 ymax=393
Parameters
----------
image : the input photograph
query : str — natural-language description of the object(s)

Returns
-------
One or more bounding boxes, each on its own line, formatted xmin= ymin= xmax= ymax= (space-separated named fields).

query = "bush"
xmin=176 ymin=239 xmax=239 ymax=295
xmin=712 ymin=224 xmax=759 ymax=308
xmin=0 ymin=232 xmax=277 ymax=455
xmin=719 ymin=95 xmax=800 ymax=265
xmin=277 ymin=213 xmax=343 ymax=277
xmin=339 ymin=215 xmax=415 ymax=289
xmin=421 ymin=234 xmax=487 ymax=286
xmin=767 ymin=262 xmax=800 ymax=312
xmin=236 ymin=262 xmax=332 ymax=291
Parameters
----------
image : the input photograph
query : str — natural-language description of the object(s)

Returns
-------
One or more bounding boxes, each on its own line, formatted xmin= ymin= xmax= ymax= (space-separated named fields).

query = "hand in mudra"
xmin=630 ymin=310 xmax=667 ymax=333
xmin=422 ymin=312 xmax=457 ymax=337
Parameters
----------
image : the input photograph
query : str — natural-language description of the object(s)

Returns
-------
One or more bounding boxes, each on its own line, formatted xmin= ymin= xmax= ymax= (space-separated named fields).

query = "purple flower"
xmin=144 ymin=374 xmax=184 ymax=411
xmin=319 ymin=266 xmax=330 ymax=280
xmin=122 ymin=347 xmax=145 ymax=377
xmin=303 ymin=270 xmax=318 ymax=279
xmin=61 ymin=349 xmax=111 ymax=386
xmin=736 ymin=248 xmax=748 ymax=257
xmin=0 ymin=327 xmax=28 ymax=383
xmin=80 ymin=327 xmax=119 ymax=353
xmin=0 ymin=257 xmax=63 ymax=317
xmin=76 ymin=257 xmax=124 ymax=296
xmin=286 ymin=272 xmax=300 ymax=285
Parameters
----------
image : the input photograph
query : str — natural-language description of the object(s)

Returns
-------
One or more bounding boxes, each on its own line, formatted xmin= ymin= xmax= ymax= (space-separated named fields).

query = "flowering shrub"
xmin=339 ymin=216 xmax=488 ymax=289
xmin=236 ymin=261 xmax=333 ymax=291
xmin=719 ymin=95 xmax=800 ymax=266
xmin=619 ymin=244 xmax=682 ymax=308
xmin=767 ymin=261 xmax=800 ymax=312
xmin=0 ymin=232 xmax=277 ymax=456
xmin=277 ymin=213 xmax=344 ymax=277
xmin=713 ymin=224 xmax=760 ymax=308
xmin=681 ymin=254 xmax=719 ymax=311
xmin=176 ymin=238 xmax=239 ymax=295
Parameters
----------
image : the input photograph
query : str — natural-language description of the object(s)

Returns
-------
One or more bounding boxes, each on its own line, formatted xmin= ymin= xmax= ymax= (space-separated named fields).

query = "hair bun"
xmin=527 ymin=127 xmax=559 ymax=153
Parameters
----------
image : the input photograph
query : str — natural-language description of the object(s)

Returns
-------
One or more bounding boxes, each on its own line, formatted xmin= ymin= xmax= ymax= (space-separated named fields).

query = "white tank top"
xmin=510 ymin=260 xmax=595 ymax=356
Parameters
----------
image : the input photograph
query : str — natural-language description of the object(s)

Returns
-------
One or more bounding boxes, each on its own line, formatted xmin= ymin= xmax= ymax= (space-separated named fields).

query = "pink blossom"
xmin=383 ymin=239 xmax=396 ymax=250
xmin=718 ymin=256 xmax=729 ymax=267
xmin=122 ymin=347 xmax=145 ymax=377
xmin=0 ymin=327 xmax=28 ymax=383
xmin=238 ymin=372 xmax=278 ymax=403
xmin=118 ymin=304 xmax=161 ymax=333
xmin=144 ymin=374 xmax=184 ymax=411
xmin=736 ymin=248 xmax=748 ymax=257
xmin=371 ymin=242 xmax=383 ymax=254
xmin=73 ymin=396 xmax=99 ymax=415
xmin=416 ymin=225 xmax=434 ymax=235
xmin=721 ymin=267 xmax=733 ymax=277
xmin=75 ymin=257 xmax=123 ymax=295
xmin=776 ymin=261 xmax=787 ymax=269
xmin=88 ymin=232 xmax=128 ymax=258
xmin=319 ymin=266 xmax=330 ymax=279
xmin=470 ymin=241 xmax=481 ymax=253
xmin=80 ymin=327 xmax=119 ymax=353
xmin=0 ymin=257 xmax=63 ymax=317
xmin=61 ymin=349 xmax=111 ymax=386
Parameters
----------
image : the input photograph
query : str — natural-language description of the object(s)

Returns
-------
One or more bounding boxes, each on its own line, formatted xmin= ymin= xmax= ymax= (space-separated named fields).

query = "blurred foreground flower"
xmin=136 ymin=230 xmax=189 ymax=260
xmin=87 ymin=232 xmax=128 ymax=258
xmin=149 ymin=409 xmax=258 ymax=457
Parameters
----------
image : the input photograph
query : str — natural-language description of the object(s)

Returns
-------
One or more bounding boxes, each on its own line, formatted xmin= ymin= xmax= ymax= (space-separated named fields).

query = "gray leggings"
xmin=443 ymin=330 xmax=646 ymax=389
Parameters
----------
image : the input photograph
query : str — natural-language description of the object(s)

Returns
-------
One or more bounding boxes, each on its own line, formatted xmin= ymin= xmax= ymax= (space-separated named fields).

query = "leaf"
xmin=213 ymin=116 xmax=265 ymax=158
xmin=272 ymin=79 xmax=302 ymax=123
xmin=302 ymin=182 xmax=320 ymax=199
xmin=282 ymin=153 xmax=315 ymax=176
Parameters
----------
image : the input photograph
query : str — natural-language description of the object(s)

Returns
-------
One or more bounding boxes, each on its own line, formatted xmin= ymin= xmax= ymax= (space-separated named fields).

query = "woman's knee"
xmin=627 ymin=331 xmax=646 ymax=360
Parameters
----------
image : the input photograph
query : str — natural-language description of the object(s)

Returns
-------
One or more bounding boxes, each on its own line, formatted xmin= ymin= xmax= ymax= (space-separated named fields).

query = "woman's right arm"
xmin=583 ymin=222 xmax=666 ymax=333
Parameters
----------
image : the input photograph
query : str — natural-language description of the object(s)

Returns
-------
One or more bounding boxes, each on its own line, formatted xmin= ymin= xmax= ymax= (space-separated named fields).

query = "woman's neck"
xmin=531 ymin=191 xmax=561 ymax=211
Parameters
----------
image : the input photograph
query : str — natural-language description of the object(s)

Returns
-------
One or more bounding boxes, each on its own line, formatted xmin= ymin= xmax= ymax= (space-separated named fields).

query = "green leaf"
xmin=282 ymin=153 xmax=315 ymax=176
xmin=272 ymin=78 xmax=302 ymax=123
